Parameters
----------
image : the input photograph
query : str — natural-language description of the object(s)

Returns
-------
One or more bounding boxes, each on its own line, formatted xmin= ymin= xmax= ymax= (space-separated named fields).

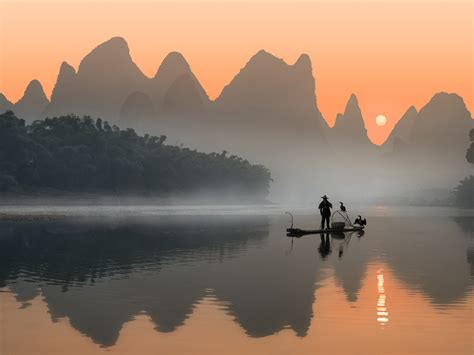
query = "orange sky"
xmin=0 ymin=0 xmax=472 ymax=144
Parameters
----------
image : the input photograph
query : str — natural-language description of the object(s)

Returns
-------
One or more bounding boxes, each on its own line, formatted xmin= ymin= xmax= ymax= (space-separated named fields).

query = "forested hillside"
xmin=0 ymin=111 xmax=271 ymax=199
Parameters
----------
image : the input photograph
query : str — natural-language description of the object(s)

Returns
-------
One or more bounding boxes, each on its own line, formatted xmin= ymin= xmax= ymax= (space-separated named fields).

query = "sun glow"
xmin=375 ymin=115 xmax=387 ymax=127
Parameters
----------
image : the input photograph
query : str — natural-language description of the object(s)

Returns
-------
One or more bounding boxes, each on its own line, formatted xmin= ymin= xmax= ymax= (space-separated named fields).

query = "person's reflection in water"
xmin=318 ymin=233 xmax=332 ymax=259
xmin=330 ymin=233 xmax=346 ymax=259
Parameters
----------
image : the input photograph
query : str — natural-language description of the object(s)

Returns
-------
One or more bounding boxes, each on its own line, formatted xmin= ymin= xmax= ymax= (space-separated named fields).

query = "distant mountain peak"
xmin=0 ymin=93 xmax=13 ymax=111
xmin=150 ymin=51 xmax=209 ymax=109
xmin=331 ymin=93 xmax=372 ymax=150
xmin=59 ymin=61 xmax=76 ymax=76
xmin=49 ymin=61 xmax=77 ymax=106
xmin=405 ymin=105 xmax=417 ymax=115
xmin=78 ymin=36 xmax=135 ymax=75
xmin=254 ymin=49 xmax=274 ymax=58
xmin=154 ymin=51 xmax=190 ymax=78
xmin=13 ymin=80 xmax=49 ymax=121
xmin=246 ymin=50 xmax=285 ymax=67
xmin=410 ymin=91 xmax=472 ymax=144
xmin=163 ymin=73 xmax=207 ymax=114
xmin=386 ymin=92 xmax=473 ymax=161
xmin=89 ymin=36 xmax=129 ymax=56
xmin=55 ymin=61 xmax=76 ymax=89
xmin=345 ymin=93 xmax=359 ymax=109
xmin=96 ymin=36 xmax=129 ymax=53
xmin=425 ymin=92 xmax=468 ymax=111
xmin=417 ymin=92 xmax=471 ymax=124
xmin=294 ymin=54 xmax=312 ymax=71
xmin=21 ymin=80 xmax=48 ymax=102
xmin=340 ymin=93 xmax=363 ymax=122
xmin=383 ymin=105 xmax=418 ymax=151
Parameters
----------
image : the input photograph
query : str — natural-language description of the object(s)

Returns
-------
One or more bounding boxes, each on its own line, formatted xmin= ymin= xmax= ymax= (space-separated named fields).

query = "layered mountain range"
xmin=329 ymin=94 xmax=375 ymax=155
xmin=384 ymin=93 xmax=472 ymax=152
xmin=1 ymin=37 xmax=472 ymax=200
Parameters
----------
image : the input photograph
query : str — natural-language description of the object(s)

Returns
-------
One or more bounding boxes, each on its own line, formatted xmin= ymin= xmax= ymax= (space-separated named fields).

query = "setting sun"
xmin=375 ymin=115 xmax=387 ymax=127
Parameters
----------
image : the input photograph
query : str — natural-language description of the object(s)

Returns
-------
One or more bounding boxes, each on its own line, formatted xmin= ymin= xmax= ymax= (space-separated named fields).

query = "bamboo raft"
xmin=286 ymin=226 xmax=364 ymax=237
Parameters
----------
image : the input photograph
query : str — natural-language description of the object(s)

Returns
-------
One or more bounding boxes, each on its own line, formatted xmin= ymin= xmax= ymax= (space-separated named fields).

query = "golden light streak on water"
xmin=376 ymin=270 xmax=389 ymax=325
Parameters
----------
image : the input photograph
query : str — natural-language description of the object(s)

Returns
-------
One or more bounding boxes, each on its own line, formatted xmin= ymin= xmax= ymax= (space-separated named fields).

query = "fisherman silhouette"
xmin=318 ymin=195 xmax=332 ymax=229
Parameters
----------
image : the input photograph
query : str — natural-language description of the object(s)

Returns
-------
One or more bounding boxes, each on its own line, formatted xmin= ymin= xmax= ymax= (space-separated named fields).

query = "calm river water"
xmin=0 ymin=205 xmax=472 ymax=354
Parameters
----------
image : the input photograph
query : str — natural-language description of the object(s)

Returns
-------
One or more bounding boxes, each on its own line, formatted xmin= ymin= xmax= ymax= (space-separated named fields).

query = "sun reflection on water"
xmin=377 ymin=269 xmax=389 ymax=325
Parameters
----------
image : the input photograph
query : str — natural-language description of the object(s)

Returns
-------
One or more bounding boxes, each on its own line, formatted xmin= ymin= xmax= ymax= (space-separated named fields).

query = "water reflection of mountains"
xmin=0 ymin=215 xmax=472 ymax=347
xmin=0 ymin=216 xmax=317 ymax=346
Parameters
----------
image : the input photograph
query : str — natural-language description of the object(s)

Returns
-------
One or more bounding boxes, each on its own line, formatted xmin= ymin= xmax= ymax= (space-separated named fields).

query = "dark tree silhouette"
xmin=466 ymin=128 xmax=474 ymax=164
xmin=455 ymin=129 xmax=474 ymax=208
xmin=0 ymin=111 xmax=271 ymax=200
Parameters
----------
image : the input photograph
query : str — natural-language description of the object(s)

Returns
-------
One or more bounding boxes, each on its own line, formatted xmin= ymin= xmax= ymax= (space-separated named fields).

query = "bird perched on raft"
xmin=339 ymin=202 xmax=346 ymax=212
xmin=354 ymin=215 xmax=367 ymax=226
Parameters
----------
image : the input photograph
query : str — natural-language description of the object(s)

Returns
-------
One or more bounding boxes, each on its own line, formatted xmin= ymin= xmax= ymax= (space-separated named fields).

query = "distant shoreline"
xmin=0 ymin=191 xmax=274 ymax=207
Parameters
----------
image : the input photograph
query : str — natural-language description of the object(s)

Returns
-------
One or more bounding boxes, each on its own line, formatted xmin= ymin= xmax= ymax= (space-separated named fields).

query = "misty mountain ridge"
xmin=40 ymin=37 xmax=210 ymax=124
xmin=410 ymin=93 xmax=472 ymax=149
xmin=383 ymin=106 xmax=418 ymax=152
xmin=215 ymin=50 xmax=326 ymax=131
xmin=119 ymin=91 xmax=156 ymax=128
xmin=378 ymin=92 xmax=473 ymax=196
xmin=162 ymin=73 xmax=208 ymax=115
xmin=0 ymin=93 xmax=13 ymax=112
xmin=13 ymin=79 xmax=49 ymax=122
xmin=330 ymin=94 xmax=375 ymax=153
xmin=44 ymin=61 xmax=78 ymax=117
xmin=1 ymin=36 xmax=472 ymax=202
xmin=384 ymin=92 xmax=473 ymax=157
xmin=151 ymin=51 xmax=210 ymax=111
xmin=2 ymin=36 xmax=470 ymax=147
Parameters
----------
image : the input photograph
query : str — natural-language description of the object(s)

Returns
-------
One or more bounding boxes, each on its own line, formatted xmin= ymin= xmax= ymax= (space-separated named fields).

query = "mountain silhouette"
xmin=380 ymin=92 xmax=473 ymax=192
xmin=409 ymin=93 xmax=473 ymax=155
xmin=13 ymin=80 xmax=49 ymax=122
xmin=45 ymin=37 xmax=148 ymax=121
xmin=163 ymin=73 xmax=208 ymax=115
xmin=74 ymin=37 xmax=148 ymax=119
xmin=2 ymin=36 xmax=473 ymax=203
xmin=43 ymin=41 xmax=209 ymax=125
xmin=383 ymin=106 xmax=418 ymax=153
xmin=0 ymin=93 xmax=13 ymax=113
xmin=385 ymin=93 xmax=473 ymax=159
xmin=215 ymin=50 xmax=327 ymax=133
xmin=150 ymin=51 xmax=209 ymax=113
xmin=4 ymin=37 xmax=472 ymax=152
xmin=119 ymin=91 xmax=157 ymax=128
xmin=330 ymin=94 xmax=375 ymax=153
xmin=43 ymin=61 xmax=78 ymax=117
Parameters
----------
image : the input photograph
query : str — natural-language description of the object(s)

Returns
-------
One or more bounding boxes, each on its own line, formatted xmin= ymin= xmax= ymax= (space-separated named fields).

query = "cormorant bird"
xmin=354 ymin=215 xmax=367 ymax=226
xmin=339 ymin=202 xmax=346 ymax=212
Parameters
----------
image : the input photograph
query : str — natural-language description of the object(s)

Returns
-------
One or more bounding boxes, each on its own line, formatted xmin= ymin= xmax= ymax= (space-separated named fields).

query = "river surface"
xmin=0 ymin=205 xmax=472 ymax=354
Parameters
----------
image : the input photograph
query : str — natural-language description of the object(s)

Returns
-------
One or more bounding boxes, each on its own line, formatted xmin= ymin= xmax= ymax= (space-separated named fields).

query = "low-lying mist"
xmin=131 ymin=116 xmax=471 ymax=207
